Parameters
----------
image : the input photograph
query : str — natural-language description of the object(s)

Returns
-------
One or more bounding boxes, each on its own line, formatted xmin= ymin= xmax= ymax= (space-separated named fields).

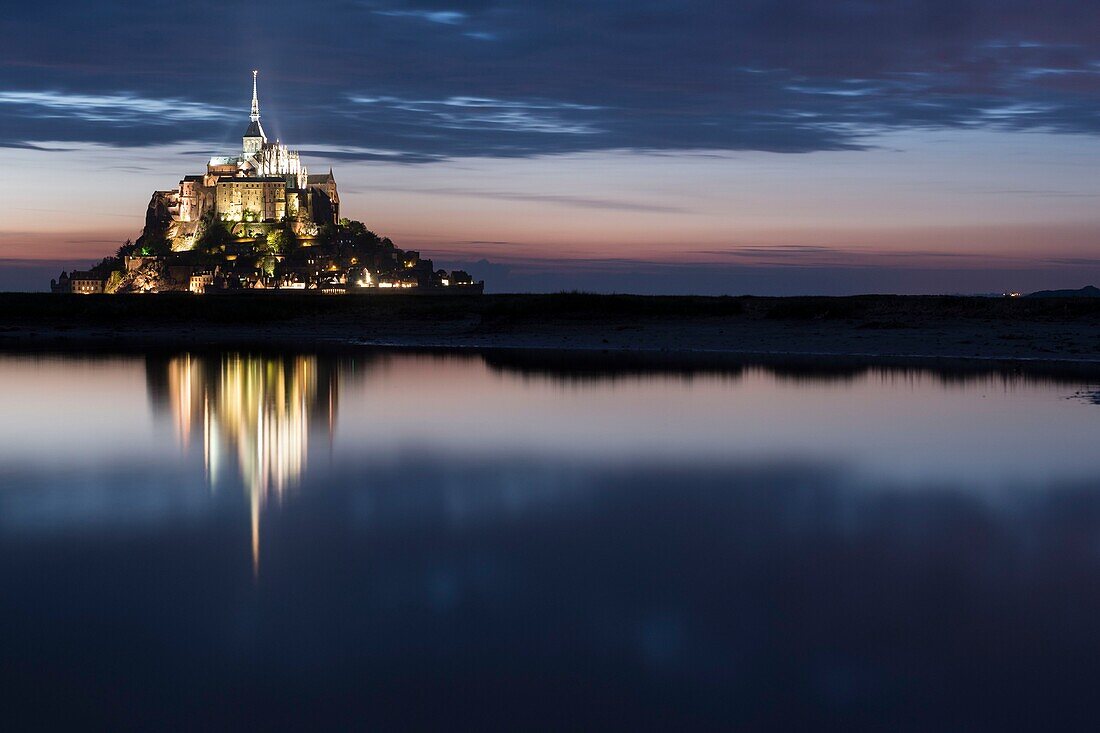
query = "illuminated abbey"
xmin=160 ymin=71 xmax=339 ymax=249
xmin=52 ymin=72 xmax=480 ymax=294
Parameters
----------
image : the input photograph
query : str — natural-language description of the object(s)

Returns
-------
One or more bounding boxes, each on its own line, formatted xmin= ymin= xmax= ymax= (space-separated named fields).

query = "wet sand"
xmin=2 ymin=292 xmax=1100 ymax=373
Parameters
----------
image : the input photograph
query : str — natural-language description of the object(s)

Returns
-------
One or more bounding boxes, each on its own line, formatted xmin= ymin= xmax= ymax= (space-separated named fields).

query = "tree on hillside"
xmin=197 ymin=214 xmax=232 ymax=253
xmin=90 ymin=256 xmax=121 ymax=275
xmin=316 ymin=222 xmax=337 ymax=248
xmin=139 ymin=234 xmax=172 ymax=257
xmin=258 ymin=219 xmax=297 ymax=255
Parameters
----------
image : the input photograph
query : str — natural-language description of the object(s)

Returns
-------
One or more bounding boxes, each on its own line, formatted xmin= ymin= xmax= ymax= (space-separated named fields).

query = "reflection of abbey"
xmin=164 ymin=71 xmax=340 ymax=245
xmin=52 ymin=72 xmax=482 ymax=295
xmin=148 ymin=353 xmax=338 ymax=574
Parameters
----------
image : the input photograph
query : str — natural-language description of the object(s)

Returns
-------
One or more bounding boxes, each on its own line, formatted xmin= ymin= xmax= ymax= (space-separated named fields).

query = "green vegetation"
xmin=89 ymin=256 xmax=122 ymax=277
xmin=260 ymin=255 xmax=278 ymax=277
xmin=103 ymin=270 xmax=124 ymax=294
xmin=261 ymin=221 xmax=295 ymax=254
xmin=197 ymin=213 xmax=232 ymax=253
xmin=137 ymin=234 xmax=171 ymax=257
xmin=318 ymin=219 xmax=394 ymax=252
xmin=81 ymin=216 xmax=458 ymax=294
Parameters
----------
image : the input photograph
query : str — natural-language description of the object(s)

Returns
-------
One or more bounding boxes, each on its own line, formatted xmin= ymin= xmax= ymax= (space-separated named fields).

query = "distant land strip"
xmin=3 ymin=292 xmax=1100 ymax=373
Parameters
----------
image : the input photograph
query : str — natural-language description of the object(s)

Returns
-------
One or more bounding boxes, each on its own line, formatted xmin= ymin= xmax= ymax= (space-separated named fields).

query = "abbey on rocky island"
xmin=155 ymin=71 xmax=339 ymax=249
xmin=52 ymin=72 xmax=481 ymax=295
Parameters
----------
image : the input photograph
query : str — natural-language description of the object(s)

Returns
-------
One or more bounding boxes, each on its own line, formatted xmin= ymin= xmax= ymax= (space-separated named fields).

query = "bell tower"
xmin=242 ymin=70 xmax=267 ymax=155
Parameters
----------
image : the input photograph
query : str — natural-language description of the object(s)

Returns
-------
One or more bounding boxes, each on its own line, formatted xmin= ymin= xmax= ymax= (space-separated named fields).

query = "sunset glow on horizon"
xmin=4 ymin=2 xmax=1100 ymax=294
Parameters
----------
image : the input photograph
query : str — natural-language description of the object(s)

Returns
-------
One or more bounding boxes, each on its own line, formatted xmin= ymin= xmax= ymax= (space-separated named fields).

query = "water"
xmin=2 ymin=349 xmax=1099 ymax=729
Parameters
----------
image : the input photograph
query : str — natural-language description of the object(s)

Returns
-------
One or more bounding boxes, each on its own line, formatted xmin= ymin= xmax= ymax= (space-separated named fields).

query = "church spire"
xmin=250 ymin=70 xmax=260 ymax=122
xmin=243 ymin=70 xmax=267 ymax=153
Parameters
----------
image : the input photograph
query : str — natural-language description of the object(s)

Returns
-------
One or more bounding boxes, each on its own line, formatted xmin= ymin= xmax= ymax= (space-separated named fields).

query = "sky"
xmin=2 ymin=0 xmax=1100 ymax=294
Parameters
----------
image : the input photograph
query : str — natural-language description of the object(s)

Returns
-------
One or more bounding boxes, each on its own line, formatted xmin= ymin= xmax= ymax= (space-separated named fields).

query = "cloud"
xmin=0 ymin=91 xmax=234 ymax=124
xmin=346 ymin=95 xmax=604 ymax=136
xmin=383 ymin=185 xmax=686 ymax=212
xmin=296 ymin=144 xmax=438 ymax=163
xmin=689 ymin=245 xmax=1001 ymax=267
xmin=374 ymin=9 xmax=467 ymax=25
xmin=0 ymin=140 xmax=77 ymax=151
xmin=1 ymin=1 xmax=1100 ymax=158
xmin=1045 ymin=257 xmax=1100 ymax=266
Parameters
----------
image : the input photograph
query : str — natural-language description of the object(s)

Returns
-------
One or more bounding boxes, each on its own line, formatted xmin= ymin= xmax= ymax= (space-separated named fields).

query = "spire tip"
xmin=250 ymin=70 xmax=260 ymax=122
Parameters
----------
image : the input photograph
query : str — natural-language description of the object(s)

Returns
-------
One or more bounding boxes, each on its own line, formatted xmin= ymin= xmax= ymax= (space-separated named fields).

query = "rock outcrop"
xmin=114 ymin=258 xmax=167 ymax=293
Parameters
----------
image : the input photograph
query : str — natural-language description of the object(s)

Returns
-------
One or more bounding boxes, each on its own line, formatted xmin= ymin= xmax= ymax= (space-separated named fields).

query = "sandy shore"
xmin=2 ymin=292 xmax=1100 ymax=374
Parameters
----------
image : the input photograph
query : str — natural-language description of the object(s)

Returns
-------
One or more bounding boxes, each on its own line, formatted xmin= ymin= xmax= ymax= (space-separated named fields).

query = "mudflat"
xmin=3 ymin=292 xmax=1100 ymax=371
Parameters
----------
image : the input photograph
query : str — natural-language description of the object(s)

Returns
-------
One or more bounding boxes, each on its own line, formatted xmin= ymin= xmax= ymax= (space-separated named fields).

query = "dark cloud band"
xmin=1 ymin=0 xmax=1099 ymax=159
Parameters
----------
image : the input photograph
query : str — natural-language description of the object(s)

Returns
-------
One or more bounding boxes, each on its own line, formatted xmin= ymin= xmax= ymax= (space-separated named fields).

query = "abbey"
xmin=52 ymin=72 xmax=481 ymax=295
xmin=150 ymin=71 xmax=339 ymax=250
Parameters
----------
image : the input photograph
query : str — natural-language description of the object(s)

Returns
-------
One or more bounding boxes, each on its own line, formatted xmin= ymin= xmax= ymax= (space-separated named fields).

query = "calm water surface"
xmin=2 ymin=350 xmax=1100 ymax=729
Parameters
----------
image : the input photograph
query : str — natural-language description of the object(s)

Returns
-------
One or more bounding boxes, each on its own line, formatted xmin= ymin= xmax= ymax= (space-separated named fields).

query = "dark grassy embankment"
xmin=7 ymin=291 xmax=1100 ymax=322
xmin=0 ymin=291 xmax=749 ymax=324
xmin=2 ymin=292 xmax=1100 ymax=367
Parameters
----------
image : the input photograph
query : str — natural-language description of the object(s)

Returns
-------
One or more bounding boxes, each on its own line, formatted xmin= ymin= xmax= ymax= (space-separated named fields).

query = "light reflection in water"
xmin=165 ymin=353 xmax=337 ymax=574
xmin=6 ymin=351 xmax=1100 ymax=728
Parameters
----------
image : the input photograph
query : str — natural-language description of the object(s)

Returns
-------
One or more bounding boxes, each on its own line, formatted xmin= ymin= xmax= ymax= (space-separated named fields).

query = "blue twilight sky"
xmin=2 ymin=0 xmax=1100 ymax=293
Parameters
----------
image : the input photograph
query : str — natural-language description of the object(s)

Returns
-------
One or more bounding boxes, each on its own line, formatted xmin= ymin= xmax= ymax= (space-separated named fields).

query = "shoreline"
xmin=6 ymin=336 xmax=1100 ymax=384
xmin=3 ymin=292 xmax=1100 ymax=377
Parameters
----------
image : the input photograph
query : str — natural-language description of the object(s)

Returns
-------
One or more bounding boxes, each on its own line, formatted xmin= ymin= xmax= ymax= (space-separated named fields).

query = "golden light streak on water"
xmin=166 ymin=354 xmax=336 ymax=576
